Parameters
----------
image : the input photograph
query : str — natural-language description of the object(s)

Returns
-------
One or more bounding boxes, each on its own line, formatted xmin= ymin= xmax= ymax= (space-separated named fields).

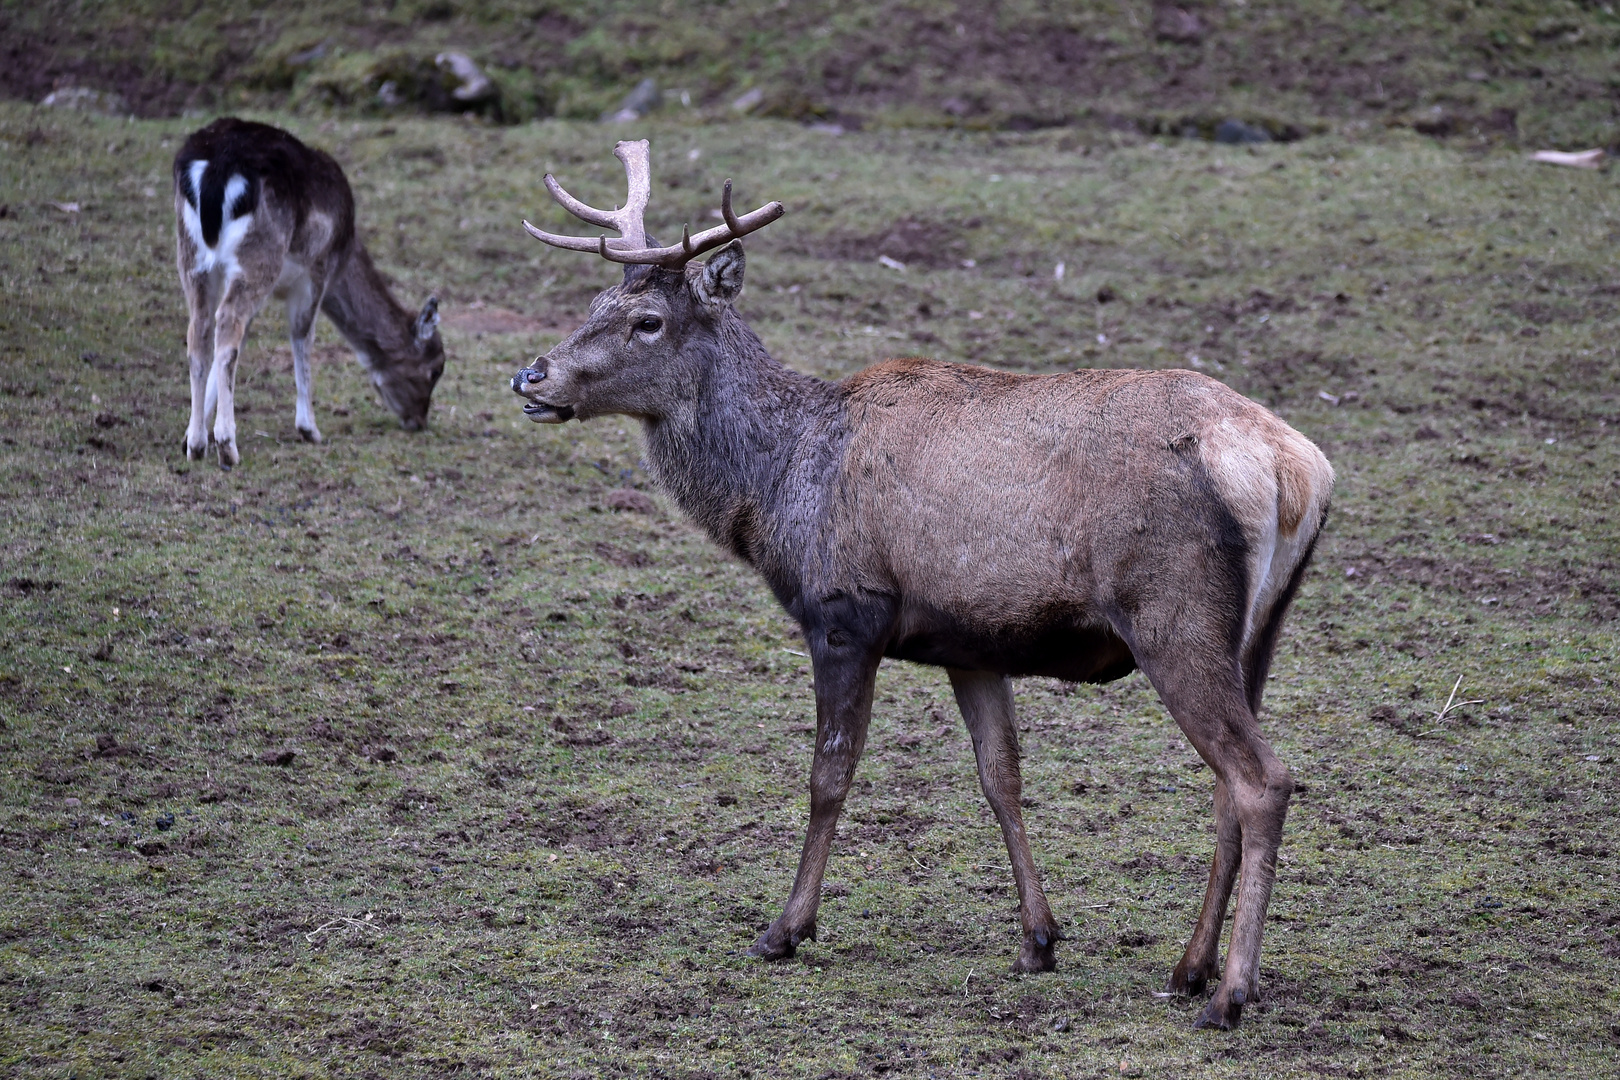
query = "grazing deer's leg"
xmin=286 ymin=273 xmax=323 ymax=444
xmin=948 ymin=668 xmax=1062 ymax=973
xmin=1135 ymin=645 xmax=1291 ymax=1031
xmin=749 ymin=636 xmax=880 ymax=961
xmin=1168 ymin=774 xmax=1240 ymax=996
xmin=209 ymin=280 xmax=263 ymax=470
xmin=182 ymin=274 xmax=216 ymax=460
xmin=203 ymin=363 xmax=220 ymax=442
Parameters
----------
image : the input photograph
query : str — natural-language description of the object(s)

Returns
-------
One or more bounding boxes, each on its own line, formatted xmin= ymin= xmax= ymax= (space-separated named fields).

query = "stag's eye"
xmin=635 ymin=315 xmax=663 ymax=334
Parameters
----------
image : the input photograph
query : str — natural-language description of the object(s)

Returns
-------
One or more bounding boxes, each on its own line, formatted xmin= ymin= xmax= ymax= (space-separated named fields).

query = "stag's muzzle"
xmin=511 ymin=360 xmax=575 ymax=423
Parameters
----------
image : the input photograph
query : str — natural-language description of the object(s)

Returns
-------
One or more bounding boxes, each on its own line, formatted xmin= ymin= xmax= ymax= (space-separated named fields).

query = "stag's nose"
xmin=511 ymin=357 xmax=548 ymax=396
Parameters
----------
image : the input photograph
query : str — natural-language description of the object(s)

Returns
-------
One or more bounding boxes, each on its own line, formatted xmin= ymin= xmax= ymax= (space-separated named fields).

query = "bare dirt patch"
xmin=441 ymin=301 xmax=563 ymax=336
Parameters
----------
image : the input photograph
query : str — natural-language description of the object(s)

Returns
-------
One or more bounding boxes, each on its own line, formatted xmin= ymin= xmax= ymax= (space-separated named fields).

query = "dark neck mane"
xmin=639 ymin=310 xmax=846 ymax=610
xmin=321 ymin=243 xmax=416 ymax=368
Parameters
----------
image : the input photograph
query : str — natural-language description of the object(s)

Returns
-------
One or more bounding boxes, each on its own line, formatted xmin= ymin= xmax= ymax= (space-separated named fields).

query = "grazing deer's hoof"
xmin=1012 ymin=925 xmax=1061 ymax=973
xmin=747 ymin=918 xmax=814 ymax=961
xmin=1167 ymin=954 xmax=1220 ymax=996
xmin=217 ymin=441 xmax=240 ymax=470
xmin=185 ymin=439 xmax=207 ymax=461
xmin=298 ymin=425 xmax=322 ymax=444
xmin=1192 ymin=985 xmax=1247 ymax=1030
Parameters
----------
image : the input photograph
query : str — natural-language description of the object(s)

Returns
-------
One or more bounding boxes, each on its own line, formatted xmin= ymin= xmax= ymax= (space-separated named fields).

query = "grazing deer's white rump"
xmin=173 ymin=118 xmax=445 ymax=468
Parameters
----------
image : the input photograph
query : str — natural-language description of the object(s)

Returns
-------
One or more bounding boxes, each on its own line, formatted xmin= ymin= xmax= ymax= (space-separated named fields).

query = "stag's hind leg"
xmin=1167 ymin=774 xmax=1240 ymax=997
xmin=948 ymin=668 xmax=1062 ymax=973
xmin=1136 ymin=648 xmax=1292 ymax=1030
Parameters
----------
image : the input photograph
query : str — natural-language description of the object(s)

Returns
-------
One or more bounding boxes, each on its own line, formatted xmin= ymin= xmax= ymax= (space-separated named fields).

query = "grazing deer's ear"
xmin=694 ymin=240 xmax=746 ymax=309
xmin=415 ymin=295 xmax=440 ymax=343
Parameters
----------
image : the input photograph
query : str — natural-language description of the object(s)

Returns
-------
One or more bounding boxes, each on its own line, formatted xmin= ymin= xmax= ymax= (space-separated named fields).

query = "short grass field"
xmin=2 ymin=102 xmax=1618 ymax=1078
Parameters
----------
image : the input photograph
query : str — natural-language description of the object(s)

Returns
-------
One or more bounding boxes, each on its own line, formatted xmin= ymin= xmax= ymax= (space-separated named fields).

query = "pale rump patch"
xmin=179 ymin=163 xmax=254 ymax=276
xmin=1199 ymin=416 xmax=1333 ymax=653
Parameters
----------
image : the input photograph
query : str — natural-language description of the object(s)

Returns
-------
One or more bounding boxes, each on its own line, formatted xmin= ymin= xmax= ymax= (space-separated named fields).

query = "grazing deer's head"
xmin=376 ymin=294 xmax=444 ymax=430
xmin=510 ymin=140 xmax=783 ymax=423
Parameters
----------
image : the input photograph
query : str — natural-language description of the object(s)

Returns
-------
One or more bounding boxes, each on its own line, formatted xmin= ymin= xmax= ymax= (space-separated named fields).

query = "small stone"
xmin=64 ymin=797 xmax=81 ymax=808
xmin=41 ymin=87 xmax=126 ymax=113
xmin=1215 ymin=119 xmax=1271 ymax=145
xmin=435 ymin=52 xmax=495 ymax=104
xmin=605 ymin=78 xmax=661 ymax=122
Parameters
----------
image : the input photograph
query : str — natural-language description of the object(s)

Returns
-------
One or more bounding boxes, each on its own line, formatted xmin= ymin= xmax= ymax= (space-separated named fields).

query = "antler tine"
xmin=536 ymin=139 xmax=652 ymax=246
xmin=590 ymin=198 xmax=785 ymax=267
xmin=523 ymin=140 xmax=783 ymax=267
xmin=612 ymin=140 xmax=651 ymax=250
xmin=541 ymin=173 xmax=620 ymax=231
xmin=720 ymin=179 xmax=742 ymax=234
xmin=522 ymin=219 xmax=612 ymax=252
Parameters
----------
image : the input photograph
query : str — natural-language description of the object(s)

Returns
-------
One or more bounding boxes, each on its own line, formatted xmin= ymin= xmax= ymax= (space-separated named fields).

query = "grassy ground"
xmin=1 ymin=102 xmax=1618 ymax=1078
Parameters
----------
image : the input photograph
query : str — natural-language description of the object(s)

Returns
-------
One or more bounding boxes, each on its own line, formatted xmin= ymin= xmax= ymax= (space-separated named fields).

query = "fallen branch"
xmin=1530 ymin=149 xmax=1605 ymax=169
xmin=1430 ymin=674 xmax=1485 ymax=730
xmin=304 ymin=915 xmax=377 ymax=942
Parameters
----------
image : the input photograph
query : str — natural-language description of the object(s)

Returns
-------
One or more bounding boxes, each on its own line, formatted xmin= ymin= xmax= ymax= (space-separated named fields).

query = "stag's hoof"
xmin=217 ymin=441 xmax=240 ymax=470
xmin=747 ymin=918 xmax=814 ymax=961
xmin=298 ymin=425 xmax=323 ymax=444
xmin=1012 ymin=925 xmax=1061 ymax=973
xmin=1192 ymin=985 xmax=1248 ymax=1030
xmin=1167 ymin=955 xmax=1220 ymax=997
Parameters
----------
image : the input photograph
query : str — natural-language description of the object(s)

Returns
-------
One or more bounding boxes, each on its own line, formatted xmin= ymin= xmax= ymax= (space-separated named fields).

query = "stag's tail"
xmin=1198 ymin=417 xmax=1335 ymax=714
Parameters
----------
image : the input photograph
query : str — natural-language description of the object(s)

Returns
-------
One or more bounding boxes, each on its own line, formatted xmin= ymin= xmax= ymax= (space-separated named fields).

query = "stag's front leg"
xmin=948 ymin=668 xmax=1062 ymax=973
xmin=748 ymin=635 xmax=880 ymax=961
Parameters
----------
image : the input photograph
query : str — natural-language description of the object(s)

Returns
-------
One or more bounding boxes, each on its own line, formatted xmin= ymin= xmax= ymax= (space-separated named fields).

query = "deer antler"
xmin=522 ymin=139 xmax=784 ymax=268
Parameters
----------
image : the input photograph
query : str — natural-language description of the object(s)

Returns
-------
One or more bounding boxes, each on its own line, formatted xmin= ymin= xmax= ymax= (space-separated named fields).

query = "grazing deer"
xmin=173 ymin=118 xmax=445 ymax=468
xmin=511 ymin=141 xmax=1333 ymax=1030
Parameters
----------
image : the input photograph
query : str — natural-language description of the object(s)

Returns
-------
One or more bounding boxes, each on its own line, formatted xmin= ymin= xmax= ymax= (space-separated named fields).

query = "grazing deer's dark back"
xmin=173 ymin=118 xmax=444 ymax=468
xmin=512 ymin=141 xmax=1333 ymax=1031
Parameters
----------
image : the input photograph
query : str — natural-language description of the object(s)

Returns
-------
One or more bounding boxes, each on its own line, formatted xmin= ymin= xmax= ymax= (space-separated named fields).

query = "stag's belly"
xmin=886 ymin=604 xmax=1137 ymax=682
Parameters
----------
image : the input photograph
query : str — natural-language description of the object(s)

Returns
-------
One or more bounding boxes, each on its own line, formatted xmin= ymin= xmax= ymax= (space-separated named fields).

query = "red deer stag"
xmin=174 ymin=118 xmax=445 ymax=468
xmin=510 ymin=140 xmax=1333 ymax=1030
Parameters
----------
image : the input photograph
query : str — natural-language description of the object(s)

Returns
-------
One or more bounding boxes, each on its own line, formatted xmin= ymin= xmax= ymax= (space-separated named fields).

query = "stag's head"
xmin=510 ymin=140 xmax=783 ymax=424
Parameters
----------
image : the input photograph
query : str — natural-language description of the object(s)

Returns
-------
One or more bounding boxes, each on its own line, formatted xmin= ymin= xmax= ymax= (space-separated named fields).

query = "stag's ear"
xmin=415 ymin=296 xmax=441 ymax=344
xmin=693 ymin=241 xmax=745 ymax=309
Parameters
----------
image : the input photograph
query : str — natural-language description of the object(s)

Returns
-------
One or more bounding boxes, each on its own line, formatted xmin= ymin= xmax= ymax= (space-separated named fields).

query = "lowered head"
xmin=374 ymin=294 xmax=445 ymax=430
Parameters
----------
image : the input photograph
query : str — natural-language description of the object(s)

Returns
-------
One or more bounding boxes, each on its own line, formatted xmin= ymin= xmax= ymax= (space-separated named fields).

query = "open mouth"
xmin=522 ymin=401 xmax=576 ymax=423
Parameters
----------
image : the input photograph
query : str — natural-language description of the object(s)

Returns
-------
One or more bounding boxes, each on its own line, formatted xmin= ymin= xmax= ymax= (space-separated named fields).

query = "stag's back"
xmin=832 ymin=359 xmax=1333 ymax=652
